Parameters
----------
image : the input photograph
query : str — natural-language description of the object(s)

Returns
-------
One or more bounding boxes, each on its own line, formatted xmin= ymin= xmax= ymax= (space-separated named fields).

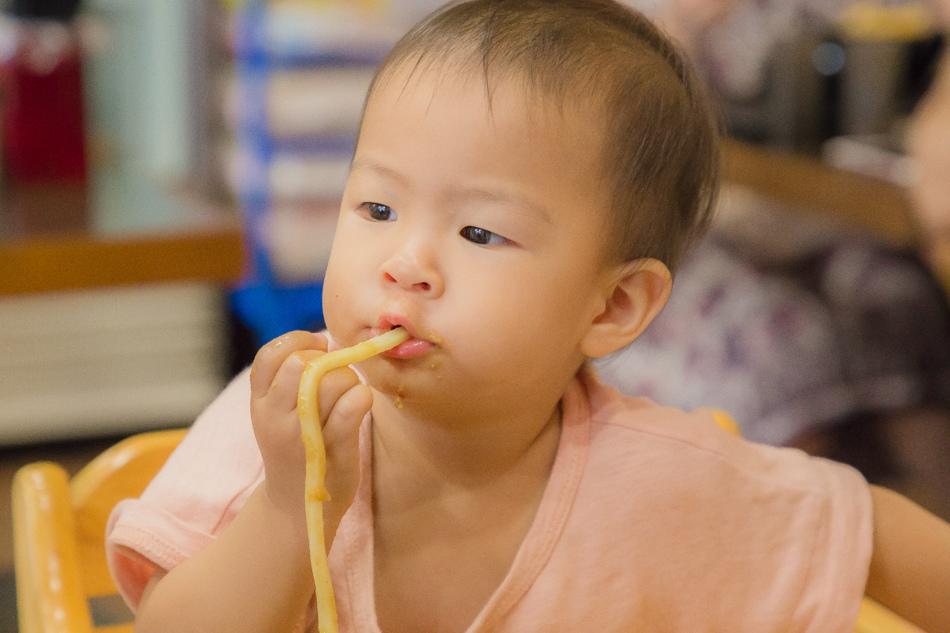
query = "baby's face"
xmin=322 ymin=65 xmax=616 ymax=418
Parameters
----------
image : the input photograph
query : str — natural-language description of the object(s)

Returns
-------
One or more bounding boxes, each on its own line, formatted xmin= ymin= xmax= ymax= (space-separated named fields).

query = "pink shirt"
xmin=107 ymin=364 xmax=873 ymax=632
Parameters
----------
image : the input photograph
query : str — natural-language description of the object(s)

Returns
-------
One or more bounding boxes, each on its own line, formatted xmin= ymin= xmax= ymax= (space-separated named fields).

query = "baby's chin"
xmin=363 ymin=360 xmax=448 ymax=402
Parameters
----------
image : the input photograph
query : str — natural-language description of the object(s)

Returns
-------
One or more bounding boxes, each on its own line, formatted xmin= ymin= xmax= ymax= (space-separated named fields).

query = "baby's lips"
xmin=382 ymin=337 xmax=436 ymax=359
xmin=374 ymin=311 xmax=445 ymax=348
xmin=375 ymin=314 xmax=421 ymax=341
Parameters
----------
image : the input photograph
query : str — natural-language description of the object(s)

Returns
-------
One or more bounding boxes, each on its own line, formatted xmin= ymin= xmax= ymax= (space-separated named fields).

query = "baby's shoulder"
xmin=585 ymin=378 xmax=738 ymax=457
xmin=582 ymin=380 xmax=857 ymax=499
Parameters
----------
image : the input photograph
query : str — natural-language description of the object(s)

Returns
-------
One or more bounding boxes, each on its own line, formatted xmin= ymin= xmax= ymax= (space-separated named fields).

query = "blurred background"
xmin=0 ymin=0 xmax=947 ymax=630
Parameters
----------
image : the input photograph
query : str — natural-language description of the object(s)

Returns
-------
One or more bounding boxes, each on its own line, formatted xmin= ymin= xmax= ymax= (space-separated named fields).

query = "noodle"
xmin=296 ymin=327 xmax=410 ymax=633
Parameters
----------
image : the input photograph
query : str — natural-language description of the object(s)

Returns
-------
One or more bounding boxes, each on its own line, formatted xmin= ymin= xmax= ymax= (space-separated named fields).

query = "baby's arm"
xmin=865 ymin=485 xmax=950 ymax=633
xmin=133 ymin=331 xmax=372 ymax=633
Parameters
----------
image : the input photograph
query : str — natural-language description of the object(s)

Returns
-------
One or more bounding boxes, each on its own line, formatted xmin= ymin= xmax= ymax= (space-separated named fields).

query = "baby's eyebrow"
xmin=453 ymin=187 xmax=552 ymax=225
xmin=350 ymin=157 xmax=411 ymax=188
xmin=350 ymin=156 xmax=552 ymax=224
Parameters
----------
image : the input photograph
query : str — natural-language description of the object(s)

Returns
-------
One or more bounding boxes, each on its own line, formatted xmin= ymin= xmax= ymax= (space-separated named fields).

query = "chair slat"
xmin=13 ymin=463 xmax=94 ymax=633
xmin=70 ymin=429 xmax=187 ymax=597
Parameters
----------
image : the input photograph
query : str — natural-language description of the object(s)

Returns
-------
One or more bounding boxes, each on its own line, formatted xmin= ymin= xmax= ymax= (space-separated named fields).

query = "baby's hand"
xmin=249 ymin=331 xmax=372 ymax=538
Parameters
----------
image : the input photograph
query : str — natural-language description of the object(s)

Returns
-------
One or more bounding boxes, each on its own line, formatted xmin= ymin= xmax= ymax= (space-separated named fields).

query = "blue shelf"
xmin=227 ymin=2 xmax=395 ymax=345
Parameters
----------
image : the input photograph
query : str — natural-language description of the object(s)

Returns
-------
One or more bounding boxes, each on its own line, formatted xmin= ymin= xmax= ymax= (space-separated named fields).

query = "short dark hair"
xmin=366 ymin=0 xmax=721 ymax=272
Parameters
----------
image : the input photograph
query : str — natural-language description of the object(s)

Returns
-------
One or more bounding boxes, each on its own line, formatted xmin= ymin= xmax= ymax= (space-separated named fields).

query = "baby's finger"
xmin=316 ymin=366 xmax=364 ymax=426
xmin=250 ymin=331 xmax=327 ymax=398
xmin=264 ymin=349 xmax=327 ymax=415
xmin=321 ymin=382 xmax=373 ymax=452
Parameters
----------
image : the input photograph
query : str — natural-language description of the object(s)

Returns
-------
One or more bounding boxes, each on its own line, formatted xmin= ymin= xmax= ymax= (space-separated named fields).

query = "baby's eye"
xmin=460 ymin=226 xmax=509 ymax=246
xmin=358 ymin=202 xmax=397 ymax=222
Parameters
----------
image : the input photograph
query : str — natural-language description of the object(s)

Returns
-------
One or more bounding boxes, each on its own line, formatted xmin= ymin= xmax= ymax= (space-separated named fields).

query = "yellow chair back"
xmin=13 ymin=428 xmax=186 ymax=633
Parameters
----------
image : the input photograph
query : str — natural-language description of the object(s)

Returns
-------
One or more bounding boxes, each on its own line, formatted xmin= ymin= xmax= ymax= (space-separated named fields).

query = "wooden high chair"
xmin=12 ymin=422 xmax=925 ymax=633
xmin=12 ymin=428 xmax=186 ymax=633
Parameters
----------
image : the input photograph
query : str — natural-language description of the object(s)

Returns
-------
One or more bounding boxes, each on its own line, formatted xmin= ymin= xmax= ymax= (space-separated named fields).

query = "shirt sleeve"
xmin=787 ymin=454 xmax=875 ymax=632
xmin=650 ymin=420 xmax=875 ymax=632
xmin=105 ymin=369 xmax=264 ymax=610
xmin=578 ymin=371 xmax=875 ymax=632
xmin=657 ymin=414 xmax=875 ymax=632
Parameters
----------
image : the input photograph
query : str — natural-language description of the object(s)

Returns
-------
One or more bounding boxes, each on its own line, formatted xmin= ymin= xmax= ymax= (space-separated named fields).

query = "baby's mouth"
xmin=382 ymin=337 xmax=435 ymax=359
xmin=373 ymin=318 xmax=437 ymax=359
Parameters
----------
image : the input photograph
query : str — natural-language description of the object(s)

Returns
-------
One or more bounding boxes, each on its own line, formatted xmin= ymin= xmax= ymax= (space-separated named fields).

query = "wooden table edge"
xmin=0 ymin=222 xmax=245 ymax=296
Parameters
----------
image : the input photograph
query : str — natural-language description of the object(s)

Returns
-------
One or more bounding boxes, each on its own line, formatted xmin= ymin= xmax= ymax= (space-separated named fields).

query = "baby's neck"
xmin=371 ymin=396 xmax=562 ymax=491
xmin=370 ymin=399 xmax=562 ymax=633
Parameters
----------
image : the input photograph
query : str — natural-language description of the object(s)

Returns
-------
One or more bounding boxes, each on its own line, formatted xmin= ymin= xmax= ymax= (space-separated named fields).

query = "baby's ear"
xmin=580 ymin=258 xmax=672 ymax=358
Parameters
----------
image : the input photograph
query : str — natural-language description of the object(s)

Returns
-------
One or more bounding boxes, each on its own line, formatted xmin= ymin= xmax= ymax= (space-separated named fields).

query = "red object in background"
xmin=1 ymin=20 xmax=87 ymax=186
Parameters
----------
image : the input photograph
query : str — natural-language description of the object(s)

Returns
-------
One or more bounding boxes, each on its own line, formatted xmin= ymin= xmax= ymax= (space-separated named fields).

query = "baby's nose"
xmin=379 ymin=249 xmax=444 ymax=297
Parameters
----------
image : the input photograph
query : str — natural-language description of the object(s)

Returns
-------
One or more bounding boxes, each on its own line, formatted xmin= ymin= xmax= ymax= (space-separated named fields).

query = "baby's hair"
xmin=366 ymin=0 xmax=721 ymax=272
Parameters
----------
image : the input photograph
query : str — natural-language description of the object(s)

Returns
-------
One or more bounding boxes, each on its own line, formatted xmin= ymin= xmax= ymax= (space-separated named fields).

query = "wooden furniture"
xmin=722 ymin=139 xmax=918 ymax=249
xmin=0 ymin=181 xmax=244 ymax=444
xmin=722 ymin=139 xmax=950 ymax=295
xmin=0 ymin=183 xmax=244 ymax=297
xmin=13 ymin=429 xmax=186 ymax=633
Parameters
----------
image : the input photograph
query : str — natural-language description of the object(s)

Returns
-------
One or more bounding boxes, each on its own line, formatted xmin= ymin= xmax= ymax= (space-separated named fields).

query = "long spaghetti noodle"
xmin=297 ymin=327 xmax=410 ymax=633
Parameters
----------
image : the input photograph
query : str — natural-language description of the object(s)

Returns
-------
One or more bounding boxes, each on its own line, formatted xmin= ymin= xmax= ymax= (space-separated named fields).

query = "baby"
xmin=106 ymin=1 xmax=950 ymax=632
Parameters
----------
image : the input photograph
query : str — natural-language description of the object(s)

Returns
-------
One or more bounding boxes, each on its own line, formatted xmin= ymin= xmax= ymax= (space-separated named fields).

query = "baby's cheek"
xmin=320 ymin=295 xmax=352 ymax=348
